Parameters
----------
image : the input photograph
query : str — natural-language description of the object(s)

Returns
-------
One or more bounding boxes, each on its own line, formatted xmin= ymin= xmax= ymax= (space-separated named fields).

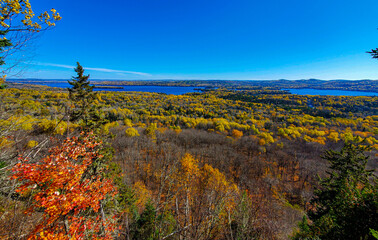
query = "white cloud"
xmin=30 ymin=62 xmax=151 ymax=76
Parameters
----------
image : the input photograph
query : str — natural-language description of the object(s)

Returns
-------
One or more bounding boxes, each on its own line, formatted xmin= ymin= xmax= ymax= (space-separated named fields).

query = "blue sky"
xmin=9 ymin=0 xmax=378 ymax=80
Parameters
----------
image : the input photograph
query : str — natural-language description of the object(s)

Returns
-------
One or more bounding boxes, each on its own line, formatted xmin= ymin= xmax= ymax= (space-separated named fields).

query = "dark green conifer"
xmin=0 ymin=30 xmax=11 ymax=89
xmin=368 ymin=48 xmax=378 ymax=59
xmin=68 ymin=62 xmax=94 ymax=122
xmin=0 ymin=31 xmax=11 ymax=66
xmin=131 ymin=202 xmax=157 ymax=240
xmin=293 ymin=143 xmax=377 ymax=240
xmin=68 ymin=62 xmax=106 ymax=130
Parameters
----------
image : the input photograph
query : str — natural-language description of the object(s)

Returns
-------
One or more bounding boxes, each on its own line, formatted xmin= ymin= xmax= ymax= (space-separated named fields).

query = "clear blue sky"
xmin=11 ymin=0 xmax=378 ymax=80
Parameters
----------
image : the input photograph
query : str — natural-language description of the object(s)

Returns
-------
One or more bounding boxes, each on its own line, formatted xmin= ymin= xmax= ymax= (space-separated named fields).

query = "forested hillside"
xmin=0 ymin=1 xmax=377 ymax=238
xmin=0 ymin=79 xmax=377 ymax=239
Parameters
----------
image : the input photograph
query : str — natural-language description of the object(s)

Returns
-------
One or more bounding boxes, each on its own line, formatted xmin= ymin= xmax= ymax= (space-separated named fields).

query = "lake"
xmin=6 ymin=80 xmax=205 ymax=95
xmin=283 ymin=88 xmax=378 ymax=96
xmin=7 ymin=79 xmax=378 ymax=96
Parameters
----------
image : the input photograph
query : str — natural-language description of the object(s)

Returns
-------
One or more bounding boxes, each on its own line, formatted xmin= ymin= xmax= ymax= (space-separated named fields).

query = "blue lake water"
xmin=283 ymin=88 xmax=378 ymax=96
xmin=7 ymin=80 xmax=205 ymax=95
xmin=7 ymin=80 xmax=378 ymax=96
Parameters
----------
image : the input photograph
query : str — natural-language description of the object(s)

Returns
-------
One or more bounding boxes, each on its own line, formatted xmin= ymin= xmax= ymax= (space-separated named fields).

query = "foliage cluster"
xmin=11 ymin=133 xmax=118 ymax=239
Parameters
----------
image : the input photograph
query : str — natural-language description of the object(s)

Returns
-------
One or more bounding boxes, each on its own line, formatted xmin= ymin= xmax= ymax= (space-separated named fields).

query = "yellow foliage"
xmin=124 ymin=118 xmax=133 ymax=127
xmin=100 ymin=121 xmax=119 ymax=135
xmin=0 ymin=137 xmax=14 ymax=148
xmin=38 ymin=118 xmax=55 ymax=132
xmin=178 ymin=153 xmax=200 ymax=181
xmin=54 ymin=121 xmax=67 ymax=135
xmin=0 ymin=75 xmax=5 ymax=85
xmin=133 ymin=181 xmax=152 ymax=211
xmin=259 ymin=132 xmax=274 ymax=145
xmin=157 ymin=127 xmax=167 ymax=133
xmin=174 ymin=128 xmax=182 ymax=134
xmin=341 ymin=128 xmax=354 ymax=142
xmin=328 ymin=131 xmax=340 ymax=143
xmin=26 ymin=140 xmax=38 ymax=148
xmin=125 ymin=127 xmax=139 ymax=137
xmin=170 ymin=154 xmax=239 ymax=233
xmin=0 ymin=0 xmax=61 ymax=31
xmin=144 ymin=123 xmax=157 ymax=139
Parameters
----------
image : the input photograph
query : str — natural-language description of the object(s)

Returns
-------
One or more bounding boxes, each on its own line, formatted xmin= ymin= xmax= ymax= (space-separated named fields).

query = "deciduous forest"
xmin=0 ymin=64 xmax=377 ymax=239
xmin=0 ymin=0 xmax=377 ymax=239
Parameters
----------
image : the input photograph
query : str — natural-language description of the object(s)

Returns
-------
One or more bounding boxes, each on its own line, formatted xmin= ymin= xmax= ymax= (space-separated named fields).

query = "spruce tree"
xmin=131 ymin=202 xmax=157 ymax=240
xmin=68 ymin=62 xmax=105 ymax=130
xmin=293 ymin=143 xmax=377 ymax=240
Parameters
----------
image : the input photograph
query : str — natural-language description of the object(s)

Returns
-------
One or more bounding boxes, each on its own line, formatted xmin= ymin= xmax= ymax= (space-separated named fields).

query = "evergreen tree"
xmin=68 ymin=62 xmax=106 ymax=130
xmin=0 ymin=31 xmax=12 ymax=66
xmin=68 ymin=62 xmax=94 ymax=121
xmin=368 ymin=48 xmax=378 ymax=59
xmin=131 ymin=202 xmax=157 ymax=240
xmin=293 ymin=143 xmax=378 ymax=240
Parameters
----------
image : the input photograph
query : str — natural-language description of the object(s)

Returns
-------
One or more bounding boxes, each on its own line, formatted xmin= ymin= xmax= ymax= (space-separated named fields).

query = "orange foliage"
xmin=11 ymin=133 xmax=117 ymax=239
xmin=231 ymin=129 xmax=243 ymax=138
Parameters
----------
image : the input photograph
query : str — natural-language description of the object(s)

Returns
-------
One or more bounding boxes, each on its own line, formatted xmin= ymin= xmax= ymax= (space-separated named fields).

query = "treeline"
xmin=90 ymin=79 xmax=378 ymax=92
xmin=10 ymin=78 xmax=375 ymax=92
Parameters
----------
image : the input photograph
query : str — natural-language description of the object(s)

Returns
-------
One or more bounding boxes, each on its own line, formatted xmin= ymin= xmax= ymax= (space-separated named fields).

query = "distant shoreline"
xmin=93 ymin=86 xmax=123 ymax=89
xmin=5 ymin=79 xmax=378 ymax=93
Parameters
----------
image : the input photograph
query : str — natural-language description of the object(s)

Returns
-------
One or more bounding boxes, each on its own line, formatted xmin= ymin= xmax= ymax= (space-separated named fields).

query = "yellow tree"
xmin=0 ymin=0 xmax=61 ymax=79
xmin=170 ymin=154 xmax=239 ymax=239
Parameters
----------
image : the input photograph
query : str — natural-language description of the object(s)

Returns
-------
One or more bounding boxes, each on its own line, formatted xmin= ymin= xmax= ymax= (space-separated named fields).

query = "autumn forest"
xmin=1 ymin=0 xmax=378 ymax=239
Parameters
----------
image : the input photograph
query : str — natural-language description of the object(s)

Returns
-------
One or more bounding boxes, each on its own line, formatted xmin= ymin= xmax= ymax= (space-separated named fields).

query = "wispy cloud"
xmin=30 ymin=62 xmax=151 ymax=76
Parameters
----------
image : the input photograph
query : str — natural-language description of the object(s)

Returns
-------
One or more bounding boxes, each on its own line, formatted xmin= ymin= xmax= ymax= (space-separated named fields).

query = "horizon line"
xmin=6 ymin=78 xmax=378 ymax=81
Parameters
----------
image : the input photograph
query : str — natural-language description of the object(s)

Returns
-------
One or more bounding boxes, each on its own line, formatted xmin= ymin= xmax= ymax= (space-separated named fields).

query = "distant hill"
xmin=7 ymin=78 xmax=378 ymax=92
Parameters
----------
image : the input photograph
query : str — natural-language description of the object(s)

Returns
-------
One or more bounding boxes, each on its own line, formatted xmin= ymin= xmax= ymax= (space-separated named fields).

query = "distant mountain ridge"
xmin=6 ymin=78 xmax=378 ymax=92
